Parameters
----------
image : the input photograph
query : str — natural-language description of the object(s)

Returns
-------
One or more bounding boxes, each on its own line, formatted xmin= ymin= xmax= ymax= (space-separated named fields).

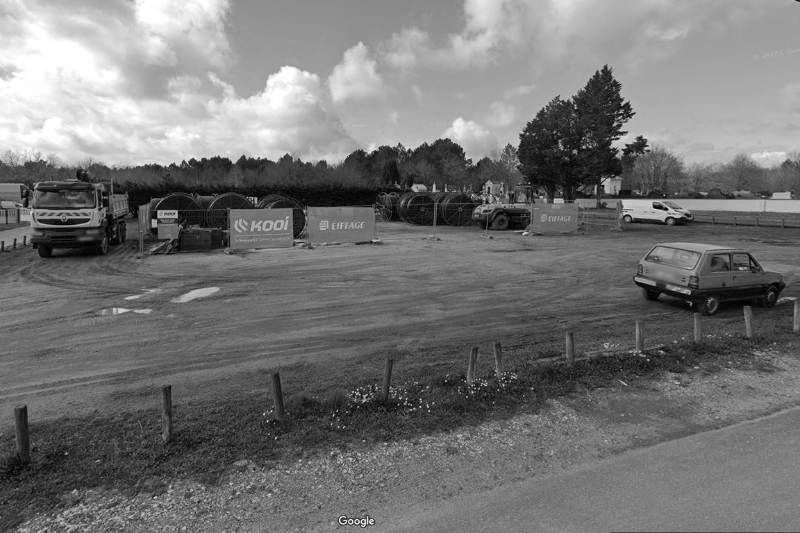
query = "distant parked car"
xmin=1 ymin=200 xmax=23 ymax=209
xmin=634 ymin=242 xmax=785 ymax=316
xmin=621 ymin=200 xmax=693 ymax=226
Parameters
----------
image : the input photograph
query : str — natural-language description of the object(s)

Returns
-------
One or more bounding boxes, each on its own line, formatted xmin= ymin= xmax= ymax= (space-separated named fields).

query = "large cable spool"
xmin=150 ymin=193 xmax=205 ymax=228
xmin=375 ymin=192 xmax=399 ymax=221
xmin=439 ymin=192 xmax=477 ymax=226
xmin=397 ymin=192 xmax=435 ymax=225
xmin=206 ymin=192 xmax=254 ymax=229
xmin=261 ymin=196 xmax=306 ymax=238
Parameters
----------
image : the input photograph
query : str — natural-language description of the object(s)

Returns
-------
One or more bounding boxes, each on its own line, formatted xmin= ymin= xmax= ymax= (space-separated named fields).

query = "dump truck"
xmin=27 ymin=169 xmax=129 ymax=258
xmin=471 ymin=183 xmax=535 ymax=230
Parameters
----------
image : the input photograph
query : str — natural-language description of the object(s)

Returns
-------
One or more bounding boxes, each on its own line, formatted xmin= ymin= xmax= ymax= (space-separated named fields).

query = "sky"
xmin=1 ymin=0 xmax=799 ymax=169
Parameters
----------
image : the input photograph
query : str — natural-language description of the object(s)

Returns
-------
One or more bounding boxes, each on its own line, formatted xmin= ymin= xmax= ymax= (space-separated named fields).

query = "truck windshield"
xmin=645 ymin=246 xmax=701 ymax=270
xmin=33 ymin=190 xmax=96 ymax=209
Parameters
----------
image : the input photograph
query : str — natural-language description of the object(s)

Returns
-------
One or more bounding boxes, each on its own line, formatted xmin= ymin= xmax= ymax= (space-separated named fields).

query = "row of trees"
xmin=1 ymin=64 xmax=798 ymax=200
xmin=627 ymin=147 xmax=800 ymax=196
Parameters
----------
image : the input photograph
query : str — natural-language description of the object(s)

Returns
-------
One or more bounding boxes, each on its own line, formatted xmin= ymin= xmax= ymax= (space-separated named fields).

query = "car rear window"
xmin=644 ymin=246 xmax=701 ymax=270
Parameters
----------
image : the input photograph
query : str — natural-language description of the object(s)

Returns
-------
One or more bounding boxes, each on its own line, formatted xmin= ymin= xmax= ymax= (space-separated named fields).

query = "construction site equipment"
xmin=471 ymin=183 xmax=535 ymax=230
xmin=28 ymin=170 xmax=129 ymax=258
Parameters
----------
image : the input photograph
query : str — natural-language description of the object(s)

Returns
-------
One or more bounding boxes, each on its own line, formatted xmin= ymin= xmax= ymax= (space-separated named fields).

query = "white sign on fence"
xmin=229 ymin=208 xmax=294 ymax=250
xmin=307 ymin=207 xmax=375 ymax=243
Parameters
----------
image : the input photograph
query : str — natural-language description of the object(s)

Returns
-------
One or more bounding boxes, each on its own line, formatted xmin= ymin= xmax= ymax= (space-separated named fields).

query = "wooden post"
xmin=23 ymin=236 xmax=27 ymax=246
xmin=272 ymin=372 xmax=286 ymax=422
xmin=1 ymin=241 xmax=4 ymax=252
xmin=743 ymin=306 xmax=753 ymax=339
xmin=467 ymin=346 xmax=478 ymax=385
xmin=382 ymin=357 xmax=394 ymax=402
xmin=493 ymin=341 xmax=504 ymax=377
xmin=161 ymin=385 xmax=173 ymax=443
xmin=755 ymin=217 xmax=759 ymax=227
xmin=13 ymin=238 xmax=17 ymax=249
xmin=794 ymin=301 xmax=800 ymax=334
xmin=635 ymin=321 xmax=644 ymax=351
xmin=565 ymin=332 xmax=574 ymax=366
xmin=694 ymin=313 xmax=702 ymax=343
xmin=14 ymin=405 xmax=31 ymax=465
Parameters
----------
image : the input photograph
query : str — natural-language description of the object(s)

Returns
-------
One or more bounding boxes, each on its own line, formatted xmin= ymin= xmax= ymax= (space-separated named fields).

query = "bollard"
xmin=467 ymin=346 xmax=478 ymax=385
xmin=1 ymin=241 xmax=4 ymax=252
xmin=743 ymin=306 xmax=753 ymax=339
xmin=15 ymin=405 xmax=31 ymax=464
xmin=23 ymin=235 xmax=27 ymax=246
xmin=13 ymin=238 xmax=17 ymax=249
xmin=794 ymin=301 xmax=800 ymax=334
xmin=382 ymin=357 xmax=394 ymax=402
xmin=161 ymin=385 xmax=173 ymax=443
xmin=565 ymin=332 xmax=574 ymax=366
xmin=272 ymin=372 xmax=286 ymax=422
xmin=635 ymin=321 xmax=644 ymax=351
xmin=694 ymin=313 xmax=703 ymax=343
xmin=493 ymin=341 xmax=504 ymax=377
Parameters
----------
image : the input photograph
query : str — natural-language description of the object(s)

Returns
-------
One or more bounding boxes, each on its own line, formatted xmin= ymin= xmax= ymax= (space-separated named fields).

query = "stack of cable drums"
xmin=375 ymin=192 xmax=400 ymax=221
xmin=256 ymin=194 xmax=306 ymax=238
xmin=206 ymin=192 xmax=254 ymax=229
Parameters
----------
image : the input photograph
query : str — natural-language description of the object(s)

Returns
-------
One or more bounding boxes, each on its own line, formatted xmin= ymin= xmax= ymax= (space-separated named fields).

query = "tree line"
xmin=1 ymin=64 xmax=798 ymax=201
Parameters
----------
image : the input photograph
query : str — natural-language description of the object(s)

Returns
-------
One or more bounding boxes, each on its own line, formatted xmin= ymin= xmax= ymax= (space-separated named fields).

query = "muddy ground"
xmin=1 ymin=219 xmax=799 ymax=425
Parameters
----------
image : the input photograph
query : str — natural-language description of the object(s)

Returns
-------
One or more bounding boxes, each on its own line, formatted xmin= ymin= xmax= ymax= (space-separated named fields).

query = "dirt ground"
xmin=1 ymin=218 xmax=799 ymax=423
xmin=3 ymin=218 xmax=800 ymax=531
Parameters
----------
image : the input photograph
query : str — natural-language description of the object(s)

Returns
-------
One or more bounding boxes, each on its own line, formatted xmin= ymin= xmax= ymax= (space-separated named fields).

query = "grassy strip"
xmin=2 ymin=314 xmax=799 ymax=529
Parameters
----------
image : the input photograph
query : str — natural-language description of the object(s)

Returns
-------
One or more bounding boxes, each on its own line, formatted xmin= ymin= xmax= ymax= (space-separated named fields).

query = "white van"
xmin=620 ymin=199 xmax=693 ymax=226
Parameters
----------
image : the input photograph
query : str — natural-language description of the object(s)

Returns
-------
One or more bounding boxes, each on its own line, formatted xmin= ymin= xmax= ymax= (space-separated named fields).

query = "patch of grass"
xmin=2 ymin=313 xmax=799 ymax=530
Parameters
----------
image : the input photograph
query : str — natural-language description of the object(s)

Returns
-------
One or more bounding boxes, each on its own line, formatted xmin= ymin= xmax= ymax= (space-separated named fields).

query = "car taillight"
xmin=688 ymin=275 xmax=699 ymax=289
xmin=637 ymin=265 xmax=643 ymax=276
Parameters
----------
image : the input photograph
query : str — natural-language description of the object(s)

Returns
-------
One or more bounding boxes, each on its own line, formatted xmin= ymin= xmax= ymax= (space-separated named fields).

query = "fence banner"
xmin=530 ymin=203 xmax=579 ymax=234
xmin=229 ymin=208 xmax=293 ymax=250
xmin=307 ymin=207 xmax=375 ymax=244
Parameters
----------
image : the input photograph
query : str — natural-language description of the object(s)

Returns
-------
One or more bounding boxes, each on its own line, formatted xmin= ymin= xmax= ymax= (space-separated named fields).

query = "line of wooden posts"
xmin=0 ymin=235 xmax=27 ymax=252
xmin=9 ymin=302 xmax=800 ymax=462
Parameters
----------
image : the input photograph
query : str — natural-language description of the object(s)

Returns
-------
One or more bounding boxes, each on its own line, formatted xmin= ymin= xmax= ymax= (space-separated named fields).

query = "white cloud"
xmin=328 ymin=42 xmax=384 ymax=103
xmin=443 ymin=118 xmax=498 ymax=161
xmin=503 ymin=84 xmax=536 ymax=100
xmin=379 ymin=0 xmax=725 ymax=74
xmin=487 ymin=102 xmax=516 ymax=128
xmin=751 ymin=151 xmax=787 ymax=167
xmin=0 ymin=1 xmax=358 ymax=165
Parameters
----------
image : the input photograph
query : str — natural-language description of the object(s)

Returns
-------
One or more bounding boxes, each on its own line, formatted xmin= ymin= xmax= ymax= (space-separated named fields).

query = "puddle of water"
xmin=134 ymin=309 xmax=152 ymax=314
xmin=96 ymin=308 xmax=132 ymax=316
xmin=124 ymin=295 xmax=142 ymax=300
xmin=171 ymin=287 xmax=220 ymax=303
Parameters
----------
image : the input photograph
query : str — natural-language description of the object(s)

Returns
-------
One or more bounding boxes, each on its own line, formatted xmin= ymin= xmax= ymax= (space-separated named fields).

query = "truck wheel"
xmin=492 ymin=214 xmax=510 ymax=231
xmin=699 ymin=294 xmax=721 ymax=316
xmin=96 ymin=235 xmax=109 ymax=255
xmin=665 ymin=217 xmax=676 ymax=226
xmin=622 ymin=215 xmax=633 ymax=223
xmin=37 ymin=244 xmax=52 ymax=258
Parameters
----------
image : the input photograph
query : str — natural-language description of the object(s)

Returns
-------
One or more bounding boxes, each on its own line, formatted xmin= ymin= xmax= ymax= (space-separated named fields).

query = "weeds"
xmin=2 ymin=313 xmax=799 ymax=531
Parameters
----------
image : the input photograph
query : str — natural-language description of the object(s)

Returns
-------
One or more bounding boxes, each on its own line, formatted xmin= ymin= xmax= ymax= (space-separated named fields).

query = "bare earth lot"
xmin=2 ymin=219 xmax=800 ymax=531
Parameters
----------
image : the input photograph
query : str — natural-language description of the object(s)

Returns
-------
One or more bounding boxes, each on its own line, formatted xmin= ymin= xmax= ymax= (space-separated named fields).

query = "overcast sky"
xmin=1 ymin=0 xmax=799 ymax=169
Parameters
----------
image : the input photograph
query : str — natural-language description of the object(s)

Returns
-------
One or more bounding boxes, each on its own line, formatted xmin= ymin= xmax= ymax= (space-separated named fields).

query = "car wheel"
xmin=665 ymin=217 xmax=676 ymax=226
xmin=37 ymin=244 xmax=52 ymax=258
xmin=622 ymin=215 xmax=633 ymax=223
xmin=492 ymin=214 xmax=510 ymax=231
xmin=699 ymin=294 xmax=721 ymax=316
xmin=642 ymin=288 xmax=660 ymax=301
xmin=759 ymin=286 xmax=780 ymax=308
